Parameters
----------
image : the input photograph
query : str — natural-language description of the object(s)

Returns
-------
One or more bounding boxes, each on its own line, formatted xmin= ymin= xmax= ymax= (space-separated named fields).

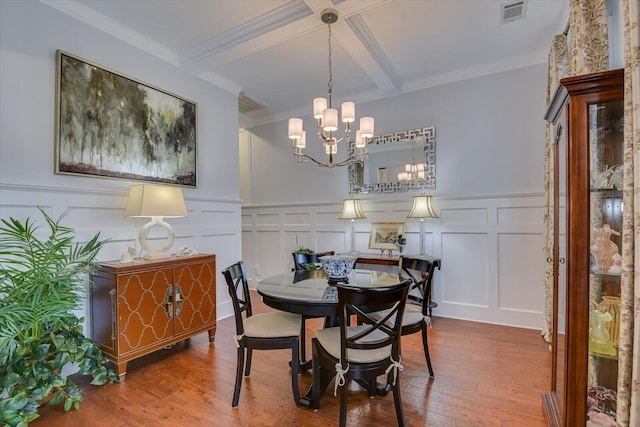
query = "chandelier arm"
xmin=294 ymin=152 xmax=362 ymax=168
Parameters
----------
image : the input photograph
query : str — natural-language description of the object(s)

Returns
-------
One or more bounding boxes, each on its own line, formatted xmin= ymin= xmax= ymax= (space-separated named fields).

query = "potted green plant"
xmin=0 ymin=209 xmax=118 ymax=426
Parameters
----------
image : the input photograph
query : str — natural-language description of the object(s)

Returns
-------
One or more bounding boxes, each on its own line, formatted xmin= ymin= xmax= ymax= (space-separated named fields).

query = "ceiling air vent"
xmin=500 ymin=0 xmax=527 ymax=24
xmin=238 ymin=92 xmax=268 ymax=114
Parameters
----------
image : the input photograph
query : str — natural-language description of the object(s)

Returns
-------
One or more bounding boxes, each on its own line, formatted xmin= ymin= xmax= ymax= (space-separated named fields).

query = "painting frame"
xmin=368 ymin=222 xmax=406 ymax=251
xmin=54 ymin=50 xmax=198 ymax=187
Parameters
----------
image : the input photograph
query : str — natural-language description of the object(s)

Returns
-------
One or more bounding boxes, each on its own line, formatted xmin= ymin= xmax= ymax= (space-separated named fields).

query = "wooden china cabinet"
xmin=90 ymin=254 xmax=216 ymax=379
xmin=543 ymin=69 xmax=624 ymax=426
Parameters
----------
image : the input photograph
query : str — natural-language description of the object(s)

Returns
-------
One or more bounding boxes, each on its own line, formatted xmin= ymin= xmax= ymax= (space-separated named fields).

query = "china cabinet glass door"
xmin=586 ymin=98 xmax=623 ymax=424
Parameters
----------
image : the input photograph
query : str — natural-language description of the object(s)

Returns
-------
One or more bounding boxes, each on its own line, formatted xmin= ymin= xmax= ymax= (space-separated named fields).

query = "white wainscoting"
xmin=0 ymin=184 xmax=242 ymax=334
xmin=241 ymin=193 xmax=545 ymax=330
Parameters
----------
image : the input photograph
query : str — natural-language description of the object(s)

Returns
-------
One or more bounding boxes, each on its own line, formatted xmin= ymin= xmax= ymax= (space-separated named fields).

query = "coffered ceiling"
xmin=43 ymin=0 xmax=569 ymax=127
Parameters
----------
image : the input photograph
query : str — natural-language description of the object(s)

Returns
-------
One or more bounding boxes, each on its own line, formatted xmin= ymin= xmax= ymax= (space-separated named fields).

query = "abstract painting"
xmin=55 ymin=50 xmax=197 ymax=187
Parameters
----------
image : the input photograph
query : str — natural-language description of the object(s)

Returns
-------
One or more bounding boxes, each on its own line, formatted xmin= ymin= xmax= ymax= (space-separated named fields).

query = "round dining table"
xmin=257 ymin=268 xmax=405 ymax=322
xmin=256 ymin=268 xmax=407 ymax=407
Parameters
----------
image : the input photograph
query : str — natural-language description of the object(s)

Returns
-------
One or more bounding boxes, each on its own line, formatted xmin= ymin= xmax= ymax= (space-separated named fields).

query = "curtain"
xmin=542 ymin=35 xmax=570 ymax=344
xmin=570 ymin=0 xmax=610 ymax=74
xmin=621 ymin=1 xmax=639 ymax=425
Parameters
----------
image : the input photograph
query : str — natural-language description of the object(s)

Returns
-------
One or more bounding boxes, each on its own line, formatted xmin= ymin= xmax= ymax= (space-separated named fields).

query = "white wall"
xmin=244 ymin=64 xmax=546 ymax=205
xmin=241 ymin=64 xmax=548 ymax=329
xmin=0 ymin=1 xmax=242 ymax=326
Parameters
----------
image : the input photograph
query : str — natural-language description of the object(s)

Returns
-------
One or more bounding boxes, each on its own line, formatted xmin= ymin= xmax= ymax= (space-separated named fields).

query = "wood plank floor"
xmin=33 ymin=291 xmax=551 ymax=426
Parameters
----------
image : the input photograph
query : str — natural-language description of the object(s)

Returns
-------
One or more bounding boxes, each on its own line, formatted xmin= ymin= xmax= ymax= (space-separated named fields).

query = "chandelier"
xmin=287 ymin=8 xmax=374 ymax=167
xmin=397 ymin=162 xmax=427 ymax=183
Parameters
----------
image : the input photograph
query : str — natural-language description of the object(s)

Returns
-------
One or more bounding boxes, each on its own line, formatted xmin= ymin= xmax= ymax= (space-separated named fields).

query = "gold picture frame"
xmin=368 ymin=222 xmax=405 ymax=251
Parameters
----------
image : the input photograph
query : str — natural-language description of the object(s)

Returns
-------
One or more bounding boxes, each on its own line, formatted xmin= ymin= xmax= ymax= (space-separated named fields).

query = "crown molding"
xmin=40 ymin=0 xmax=179 ymax=65
xmin=403 ymin=50 xmax=548 ymax=94
xmin=345 ymin=14 xmax=402 ymax=96
xmin=197 ymin=71 xmax=243 ymax=96
xmin=179 ymin=0 xmax=313 ymax=66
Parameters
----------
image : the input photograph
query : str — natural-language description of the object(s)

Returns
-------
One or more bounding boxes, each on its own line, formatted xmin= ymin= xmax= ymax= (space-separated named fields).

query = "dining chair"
xmin=292 ymin=250 xmax=335 ymax=363
xmin=222 ymin=261 xmax=302 ymax=407
xmin=311 ymin=279 xmax=412 ymax=426
xmin=370 ymin=256 xmax=439 ymax=377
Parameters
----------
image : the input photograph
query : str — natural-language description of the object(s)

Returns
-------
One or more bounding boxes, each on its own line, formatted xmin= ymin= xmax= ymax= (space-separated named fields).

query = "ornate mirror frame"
xmin=348 ymin=126 xmax=436 ymax=194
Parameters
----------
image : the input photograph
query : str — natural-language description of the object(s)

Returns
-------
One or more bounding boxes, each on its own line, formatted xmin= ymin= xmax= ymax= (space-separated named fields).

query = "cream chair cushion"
xmin=369 ymin=303 xmax=427 ymax=327
xmin=315 ymin=326 xmax=391 ymax=363
xmin=244 ymin=312 xmax=302 ymax=338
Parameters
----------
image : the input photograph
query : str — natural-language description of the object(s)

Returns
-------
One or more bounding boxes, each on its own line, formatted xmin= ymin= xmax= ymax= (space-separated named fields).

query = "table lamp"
xmin=339 ymin=198 xmax=366 ymax=252
xmin=407 ymin=195 xmax=438 ymax=256
xmin=125 ymin=184 xmax=188 ymax=259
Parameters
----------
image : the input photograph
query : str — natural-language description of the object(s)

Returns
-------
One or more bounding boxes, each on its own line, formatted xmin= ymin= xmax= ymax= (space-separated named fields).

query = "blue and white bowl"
xmin=318 ymin=255 xmax=357 ymax=281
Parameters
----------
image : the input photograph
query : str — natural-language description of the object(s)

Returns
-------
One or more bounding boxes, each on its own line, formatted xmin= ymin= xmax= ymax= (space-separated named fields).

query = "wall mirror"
xmin=348 ymin=126 xmax=435 ymax=194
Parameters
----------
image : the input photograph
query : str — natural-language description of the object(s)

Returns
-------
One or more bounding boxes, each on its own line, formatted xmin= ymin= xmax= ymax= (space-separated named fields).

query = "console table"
xmin=90 ymin=254 xmax=216 ymax=379
xmin=354 ymin=253 xmax=401 ymax=268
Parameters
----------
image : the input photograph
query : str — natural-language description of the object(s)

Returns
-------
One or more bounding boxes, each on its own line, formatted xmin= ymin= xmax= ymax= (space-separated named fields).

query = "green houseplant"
xmin=0 ymin=209 xmax=118 ymax=426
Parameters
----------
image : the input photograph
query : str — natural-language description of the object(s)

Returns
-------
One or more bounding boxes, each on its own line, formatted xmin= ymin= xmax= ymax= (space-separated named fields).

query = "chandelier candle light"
xmin=288 ymin=9 xmax=374 ymax=167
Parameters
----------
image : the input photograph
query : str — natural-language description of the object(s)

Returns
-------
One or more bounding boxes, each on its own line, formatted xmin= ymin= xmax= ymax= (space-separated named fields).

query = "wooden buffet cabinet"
xmin=543 ymin=69 xmax=624 ymax=426
xmin=90 ymin=254 xmax=216 ymax=379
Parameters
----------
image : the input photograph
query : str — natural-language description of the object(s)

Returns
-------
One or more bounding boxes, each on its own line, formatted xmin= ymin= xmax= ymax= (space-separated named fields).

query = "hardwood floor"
xmin=34 ymin=291 xmax=551 ymax=426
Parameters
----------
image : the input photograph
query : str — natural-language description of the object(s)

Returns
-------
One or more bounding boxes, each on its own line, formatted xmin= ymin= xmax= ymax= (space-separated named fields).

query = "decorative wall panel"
xmin=241 ymin=194 xmax=545 ymax=329
xmin=0 ymin=184 xmax=241 ymax=328
xmin=441 ymin=232 xmax=490 ymax=307
xmin=440 ymin=208 xmax=488 ymax=225
xmin=497 ymin=206 xmax=545 ymax=225
xmin=497 ymin=233 xmax=544 ymax=311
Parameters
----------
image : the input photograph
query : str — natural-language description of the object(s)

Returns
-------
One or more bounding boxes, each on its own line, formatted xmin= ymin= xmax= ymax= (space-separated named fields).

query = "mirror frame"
xmin=348 ymin=126 xmax=436 ymax=194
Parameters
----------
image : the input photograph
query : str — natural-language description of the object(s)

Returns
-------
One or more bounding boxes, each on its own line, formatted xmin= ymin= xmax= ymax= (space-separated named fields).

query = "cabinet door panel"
xmin=173 ymin=260 xmax=216 ymax=336
xmin=117 ymin=269 xmax=173 ymax=354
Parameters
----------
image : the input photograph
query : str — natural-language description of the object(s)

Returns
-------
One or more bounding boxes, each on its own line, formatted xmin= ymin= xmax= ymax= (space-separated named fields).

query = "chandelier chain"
xmin=327 ymin=19 xmax=333 ymax=108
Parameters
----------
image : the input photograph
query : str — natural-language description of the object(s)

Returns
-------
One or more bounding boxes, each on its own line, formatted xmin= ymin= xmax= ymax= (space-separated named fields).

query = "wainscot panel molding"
xmin=241 ymin=193 xmax=545 ymax=329
xmin=0 ymin=184 xmax=242 ymax=331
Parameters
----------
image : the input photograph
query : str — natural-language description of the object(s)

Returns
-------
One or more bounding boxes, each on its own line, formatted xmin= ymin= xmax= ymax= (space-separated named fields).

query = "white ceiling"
xmin=44 ymin=0 xmax=569 ymax=127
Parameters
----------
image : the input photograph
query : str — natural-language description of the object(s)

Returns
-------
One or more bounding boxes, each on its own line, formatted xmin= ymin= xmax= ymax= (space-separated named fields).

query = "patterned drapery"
xmin=570 ymin=0 xmax=610 ymax=74
xmin=542 ymin=35 xmax=570 ymax=344
xmin=621 ymin=1 xmax=639 ymax=425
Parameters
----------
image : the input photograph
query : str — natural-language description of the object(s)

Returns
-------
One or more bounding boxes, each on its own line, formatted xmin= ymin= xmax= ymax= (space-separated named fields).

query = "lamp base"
xmin=143 ymin=251 xmax=171 ymax=260
xmin=138 ymin=217 xmax=175 ymax=260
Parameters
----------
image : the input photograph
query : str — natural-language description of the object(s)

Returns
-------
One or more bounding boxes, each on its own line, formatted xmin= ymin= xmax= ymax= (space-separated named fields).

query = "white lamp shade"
xmin=313 ymin=98 xmax=327 ymax=119
xmin=339 ymin=199 xmax=366 ymax=220
xmin=359 ymin=116 xmax=374 ymax=137
xmin=288 ymin=118 xmax=303 ymax=139
xmin=407 ymin=195 xmax=438 ymax=219
xmin=294 ymin=130 xmax=306 ymax=149
xmin=341 ymin=102 xmax=355 ymax=123
xmin=323 ymin=108 xmax=338 ymax=131
xmin=125 ymin=184 xmax=188 ymax=218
